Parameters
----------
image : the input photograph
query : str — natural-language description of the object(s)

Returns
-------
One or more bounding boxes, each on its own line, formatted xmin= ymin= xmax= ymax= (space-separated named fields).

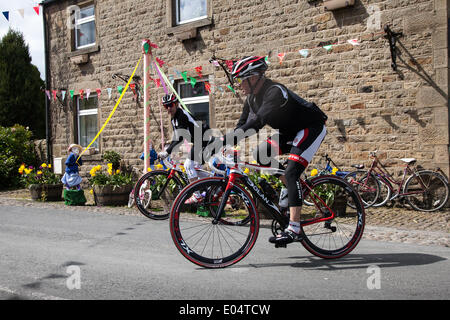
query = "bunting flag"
xmin=96 ymin=88 xmax=101 ymax=98
xmin=52 ymin=90 xmax=57 ymax=101
xmin=155 ymin=57 xmax=165 ymax=67
xmin=45 ymin=90 xmax=51 ymax=100
xmin=117 ymin=86 xmax=123 ymax=95
xmin=347 ymin=39 xmax=360 ymax=46
xmin=181 ymin=71 xmax=188 ymax=83
xmin=154 ymin=60 xmax=169 ymax=94
xmin=69 ymin=90 xmax=74 ymax=99
xmin=79 ymin=89 xmax=84 ymax=100
xmin=86 ymin=89 xmax=91 ymax=100
xmin=33 ymin=6 xmax=40 ymax=15
xmin=153 ymin=78 xmax=160 ymax=88
xmin=225 ymin=60 xmax=234 ymax=71
xmin=17 ymin=9 xmax=24 ymax=18
xmin=130 ymin=83 xmax=137 ymax=98
xmin=195 ymin=66 xmax=203 ymax=77
xmin=61 ymin=90 xmax=66 ymax=101
xmin=205 ymin=82 xmax=211 ymax=93
xmin=2 ymin=11 xmax=9 ymax=21
xmin=190 ymin=77 xmax=197 ymax=88
xmin=299 ymin=49 xmax=309 ymax=58
xmin=227 ymin=85 xmax=235 ymax=94
xmin=323 ymin=45 xmax=333 ymax=51
xmin=277 ymin=52 xmax=286 ymax=64
xmin=107 ymin=88 xmax=112 ymax=99
xmin=264 ymin=56 xmax=270 ymax=65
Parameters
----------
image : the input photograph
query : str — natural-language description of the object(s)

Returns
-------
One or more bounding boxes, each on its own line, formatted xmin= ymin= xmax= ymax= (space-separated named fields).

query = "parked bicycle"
xmin=169 ymin=147 xmax=365 ymax=268
xmin=345 ymin=151 xmax=449 ymax=212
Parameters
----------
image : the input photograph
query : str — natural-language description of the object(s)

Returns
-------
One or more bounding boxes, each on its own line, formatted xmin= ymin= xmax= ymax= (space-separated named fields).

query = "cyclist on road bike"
xmin=158 ymin=93 xmax=211 ymax=204
xmin=212 ymin=55 xmax=328 ymax=246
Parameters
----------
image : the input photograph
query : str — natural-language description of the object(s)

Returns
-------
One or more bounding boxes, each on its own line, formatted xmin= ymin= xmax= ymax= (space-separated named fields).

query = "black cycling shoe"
xmin=269 ymin=229 xmax=303 ymax=248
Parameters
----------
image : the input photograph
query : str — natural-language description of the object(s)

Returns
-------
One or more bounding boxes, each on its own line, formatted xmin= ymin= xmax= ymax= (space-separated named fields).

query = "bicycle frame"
xmin=366 ymin=155 xmax=427 ymax=198
xmin=212 ymin=166 xmax=338 ymax=229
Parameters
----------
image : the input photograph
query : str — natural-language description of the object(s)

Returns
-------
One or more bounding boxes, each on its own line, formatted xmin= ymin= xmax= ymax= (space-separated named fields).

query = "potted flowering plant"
xmin=88 ymin=151 xmax=133 ymax=206
xmin=19 ymin=163 xmax=63 ymax=201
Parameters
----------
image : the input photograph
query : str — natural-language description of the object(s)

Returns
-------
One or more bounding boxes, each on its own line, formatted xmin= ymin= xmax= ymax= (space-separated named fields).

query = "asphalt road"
xmin=0 ymin=204 xmax=449 ymax=301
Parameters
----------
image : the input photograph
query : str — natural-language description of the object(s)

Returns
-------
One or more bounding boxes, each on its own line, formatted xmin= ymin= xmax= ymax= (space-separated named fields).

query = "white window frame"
xmin=75 ymin=5 xmax=96 ymax=50
xmin=77 ymin=96 xmax=98 ymax=150
xmin=176 ymin=79 xmax=210 ymax=125
xmin=175 ymin=0 xmax=208 ymax=25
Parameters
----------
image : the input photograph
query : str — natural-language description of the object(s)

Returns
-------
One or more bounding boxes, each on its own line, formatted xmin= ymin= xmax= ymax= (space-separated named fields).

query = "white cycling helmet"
xmin=231 ymin=56 xmax=268 ymax=80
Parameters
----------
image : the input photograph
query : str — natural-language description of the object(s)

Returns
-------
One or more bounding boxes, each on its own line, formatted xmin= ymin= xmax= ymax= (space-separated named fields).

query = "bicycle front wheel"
xmin=170 ymin=177 xmax=259 ymax=268
xmin=301 ymin=175 xmax=365 ymax=259
xmin=403 ymin=170 xmax=449 ymax=212
xmin=134 ymin=170 xmax=184 ymax=220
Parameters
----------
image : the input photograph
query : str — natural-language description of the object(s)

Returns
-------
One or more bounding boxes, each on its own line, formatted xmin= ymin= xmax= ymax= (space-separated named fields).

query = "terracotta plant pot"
xmin=93 ymin=184 xmax=133 ymax=206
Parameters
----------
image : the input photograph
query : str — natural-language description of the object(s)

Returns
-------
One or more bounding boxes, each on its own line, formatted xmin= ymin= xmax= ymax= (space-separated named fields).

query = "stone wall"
xmin=44 ymin=0 xmax=449 ymax=179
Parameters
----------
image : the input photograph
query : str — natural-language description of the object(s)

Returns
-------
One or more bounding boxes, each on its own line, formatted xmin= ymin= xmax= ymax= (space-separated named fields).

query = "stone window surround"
xmin=67 ymin=0 xmax=100 ymax=63
xmin=165 ymin=0 xmax=213 ymax=41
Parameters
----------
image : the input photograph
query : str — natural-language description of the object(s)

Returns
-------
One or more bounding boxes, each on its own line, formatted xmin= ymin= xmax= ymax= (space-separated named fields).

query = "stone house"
xmin=41 ymin=0 xmax=449 ymax=182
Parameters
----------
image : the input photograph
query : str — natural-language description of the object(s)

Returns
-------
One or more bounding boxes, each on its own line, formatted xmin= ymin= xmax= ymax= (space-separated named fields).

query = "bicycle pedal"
xmin=275 ymin=243 xmax=287 ymax=248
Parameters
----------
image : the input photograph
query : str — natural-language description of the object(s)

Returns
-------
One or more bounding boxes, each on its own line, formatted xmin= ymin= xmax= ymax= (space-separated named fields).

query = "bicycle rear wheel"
xmin=300 ymin=176 xmax=365 ymax=259
xmin=170 ymin=177 xmax=259 ymax=268
xmin=344 ymin=170 xmax=380 ymax=208
xmin=403 ymin=170 xmax=449 ymax=212
xmin=134 ymin=170 xmax=183 ymax=220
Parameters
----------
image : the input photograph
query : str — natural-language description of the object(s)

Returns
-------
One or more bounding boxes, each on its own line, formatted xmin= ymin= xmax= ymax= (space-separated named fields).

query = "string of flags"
xmin=1 ymin=5 xmax=40 ymax=21
xmin=45 ymin=30 xmax=387 ymax=101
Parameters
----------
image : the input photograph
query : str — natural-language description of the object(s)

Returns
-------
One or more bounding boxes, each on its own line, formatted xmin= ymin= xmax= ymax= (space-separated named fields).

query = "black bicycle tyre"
xmin=403 ymin=170 xmax=449 ymax=212
xmin=300 ymin=175 xmax=365 ymax=259
xmin=134 ymin=170 xmax=184 ymax=220
xmin=170 ymin=177 xmax=259 ymax=269
xmin=344 ymin=170 xmax=380 ymax=208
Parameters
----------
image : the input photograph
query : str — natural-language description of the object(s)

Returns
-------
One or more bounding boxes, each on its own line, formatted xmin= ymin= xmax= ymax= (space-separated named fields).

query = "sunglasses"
xmin=163 ymin=102 xmax=176 ymax=109
xmin=235 ymin=74 xmax=257 ymax=84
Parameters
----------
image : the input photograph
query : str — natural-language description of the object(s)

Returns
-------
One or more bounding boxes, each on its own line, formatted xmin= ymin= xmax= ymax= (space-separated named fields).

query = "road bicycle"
xmin=345 ymin=151 xmax=449 ymax=212
xmin=169 ymin=147 xmax=366 ymax=268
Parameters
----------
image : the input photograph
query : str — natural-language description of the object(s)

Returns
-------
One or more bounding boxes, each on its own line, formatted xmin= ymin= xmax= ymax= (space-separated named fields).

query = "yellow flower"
xmin=243 ymin=168 xmax=250 ymax=174
xmin=18 ymin=164 xmax=25 ymax=174
xmin=147 ymin=167 xmax=152 ymax=172
xmin=107 ymin=169 xmax=113 ymax=175
xmin=251 ymin=160 xmax=257 ymax=164
xmin=107 ymin=163 xmax=113 ymax=169
xmin=116 ymin=169 xmax=120 ymax=174
xmin=24 ymin=168 xmax=32 ymax=174
xmin=48 ymin=164 xmax=52 ymax=169
xmin=89 ymin=189 xmax=93 ymax=194
xmin=37 ymin=170 xmax=43 ymax=175
xmin=41 ymin=163 xmax=47 ymax=168
xmin=311 ymin=169 xmax=318 ymax=177
xmin=331 ymin=167 xmax=338 ymax=175
xmin=155 ymin=164 xmax=163 ymax=169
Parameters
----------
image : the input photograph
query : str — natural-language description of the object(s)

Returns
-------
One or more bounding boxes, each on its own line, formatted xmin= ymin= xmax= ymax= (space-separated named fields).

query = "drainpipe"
xmin=41 ymin=3 xmax=51 ymax=164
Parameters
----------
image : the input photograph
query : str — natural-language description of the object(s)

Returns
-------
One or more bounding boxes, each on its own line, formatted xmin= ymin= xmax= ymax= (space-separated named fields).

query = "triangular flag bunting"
xmin=117 ymin=86 xmax=123 ymax=94
xmin=155 ymin=57 xmax=165 ymax=67
xmin=299 ymin=49 xmax=309 ymax=58
xmin=277 ymin=53 xmax=286 ymax=64
xmin=86 ymin=89 xmax=91 ymax=100
xmin=79 ymin=89 xmax=84 ymax=100
xmin=181 ymin=71 xmax=188 ymax=83
xmin=323 ymin=45 xmax=333 ymax=51
xmin=190 ymin=77 xmax=197 ymax=88
xmin=96 ymin=88 xmax=101 ymax=98
xmin=69 ymin=90 xmax=74 ymax=99
xmin=33 ymin=6 xmax=40 ymax=16
xmin=265 ymin=56 xmax=270 ymax=65
xmin=227 ymin=85 xmax=235 ymax=94
xmin=107 ymin=88 xmax=112 ymax=99
xmin=153 ymin=78 xmax=160 ymax=88
xmin=2 ymin=11 xmax=9 ymax=21
xmin=45 ymin=90 xmax=51 ymax=100
xmin=17 ymin=9 xmax=24 ymax=18
xmin=204 ymin=82 xmax=211 ymax=93
xmin=61 ymin=90 xmax=66 ymax=101
xmin=347 ymin=39 xmax=360 ymax=46
xmin=225 ymin=60 xmax=234 ymax=71
xmin=52 ymin=90 xmax=57 ymax=101
xmin=195 ymin=66 xmax=203 ymax=77
xmin=130 ymin=83 xmax=137 ymax=97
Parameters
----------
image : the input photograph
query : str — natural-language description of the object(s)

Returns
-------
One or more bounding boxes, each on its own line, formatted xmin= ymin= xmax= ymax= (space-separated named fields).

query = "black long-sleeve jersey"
xmin=233 ymin=78 xmax=327 ymax=139
xmin=166 ymin=107 xmax=207 ymax=154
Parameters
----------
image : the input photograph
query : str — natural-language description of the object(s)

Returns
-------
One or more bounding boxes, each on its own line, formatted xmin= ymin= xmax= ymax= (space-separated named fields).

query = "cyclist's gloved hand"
xmin=158 ymin=151 xmax=168 ymax=159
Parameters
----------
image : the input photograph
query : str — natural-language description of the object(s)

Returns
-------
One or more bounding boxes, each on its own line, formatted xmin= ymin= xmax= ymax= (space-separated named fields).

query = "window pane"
xmin=179 ymin=81 xmax=207 ymax=98
xmin=76 ymin=20 xmax=96 ymax=47
xmin=79 ymin=96 xmax=98 ymax=111
xmin=80 ymin=6 xmax=94 ymax=18
xmin=186 ymin=102 xmax=209 ymax=127
xmin=79 ymin=114 xmax=98 ymax=149
xmin=177 ymin=0 xmax=207 ymax=23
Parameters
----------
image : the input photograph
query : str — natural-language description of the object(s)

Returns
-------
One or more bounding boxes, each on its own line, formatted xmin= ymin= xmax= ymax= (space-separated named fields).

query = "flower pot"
xmin=93 ymin=184 xmax=133 ymax=206
xmin=29 ymin=184 xmax=63 ymax=201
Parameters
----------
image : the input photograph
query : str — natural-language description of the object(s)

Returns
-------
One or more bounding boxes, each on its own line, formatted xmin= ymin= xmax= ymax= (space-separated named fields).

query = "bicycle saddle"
xmin=351 ymin=164 xmax=364 ymax=169
xmin=400 ymin=158 xmax=416 ymax=164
